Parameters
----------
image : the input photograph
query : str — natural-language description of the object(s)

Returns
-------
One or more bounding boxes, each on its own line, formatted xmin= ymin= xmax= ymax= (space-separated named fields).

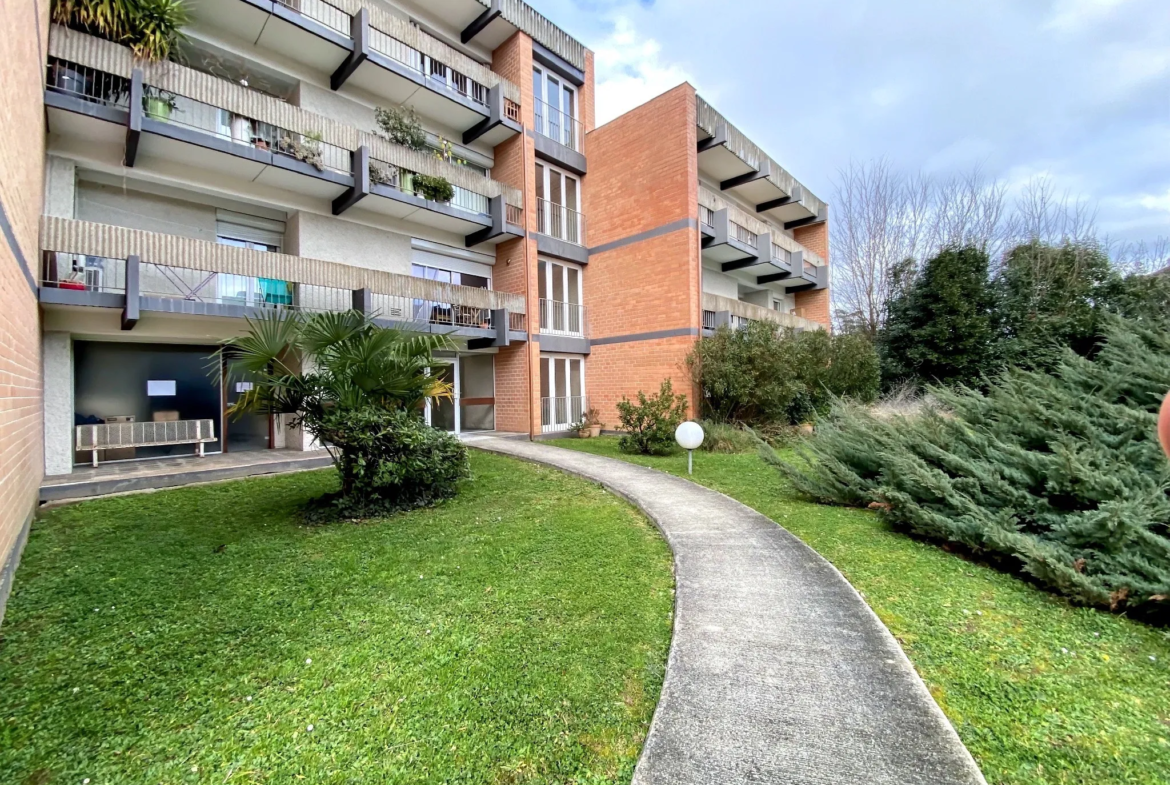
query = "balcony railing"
xmin=533 ymin=98 xmax=581 ymax=151
xmin=541 ymin=396 xmax=586 ymax=433
xmin=701 ymin=292 xmax=824 ymax=332
xmin=39 ymin=218 xmax=528 ymax=331
xmin=804 ymin=259 xmax=819 ymax=276
xmin=504 ymin=99 xmax=521 ymax=124
xmin=47 ymin=57 xmax=352 ymax=176
xmin=368 ymin=27 xmax=488 ymax=107
xmin=730 ymin=220 xmax=756 ymax=247
xmin=539 ymin=299 xmax=586 ymax=337
xmin=274 ymin=0 xmax=349 ymax=36
xmin=370 ymin=158 xmax=491 ymax=215
xmin=536 ymin=199 xmax=585 ymax=246
xmin=506 ymin=203 xmax=524 ymax=226
xmin=699 ymin=204 xmax=714 ymax=228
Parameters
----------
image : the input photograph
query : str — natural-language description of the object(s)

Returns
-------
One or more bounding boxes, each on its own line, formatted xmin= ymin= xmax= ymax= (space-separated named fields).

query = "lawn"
xmin=0 ymin=451 xmax=674 ymax=785
xmin=556 ymin=437 xmax=1170 ymax=785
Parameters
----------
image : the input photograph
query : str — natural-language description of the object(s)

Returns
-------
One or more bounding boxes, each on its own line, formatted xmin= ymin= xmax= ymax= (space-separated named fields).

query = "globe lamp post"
xmin=675 ymin=421 xmax=705 ymax=475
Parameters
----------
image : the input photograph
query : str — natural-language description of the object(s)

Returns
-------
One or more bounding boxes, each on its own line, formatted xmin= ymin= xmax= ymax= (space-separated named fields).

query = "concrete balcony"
xmin=189 ymin=0 xmax=522 ymax=144
xmin=45 ymin=28 xmax=523 ymax=248
xmin=699 ymin=189 xmax=826 ymax=292
xmin=38 ymin=216 xmax=528 ymax=346
xmin=701 ymin=293 xmax=825 ymax=334
xmin=696 ymin=95 xmax=827 ymax=230
xmin=534 ymin=199 xmax=588 ymax=264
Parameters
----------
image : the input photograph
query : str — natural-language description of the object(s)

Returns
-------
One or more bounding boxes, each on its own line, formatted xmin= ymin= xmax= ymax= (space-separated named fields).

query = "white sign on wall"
xmin=147 ymin=380 xmax=177 ymax=397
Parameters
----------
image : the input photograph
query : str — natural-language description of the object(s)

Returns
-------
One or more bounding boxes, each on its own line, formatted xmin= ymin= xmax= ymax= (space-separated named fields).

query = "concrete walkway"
xmin=475 ymin=438 xmax=986 ymax=785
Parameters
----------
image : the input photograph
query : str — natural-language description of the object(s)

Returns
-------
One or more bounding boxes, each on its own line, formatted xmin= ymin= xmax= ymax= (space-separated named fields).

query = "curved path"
xmin=473 ymin=437 xmax=986 ymax=785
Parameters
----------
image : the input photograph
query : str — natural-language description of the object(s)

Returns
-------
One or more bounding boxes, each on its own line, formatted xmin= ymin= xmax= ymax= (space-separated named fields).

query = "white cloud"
xmin=1138 ymin=190 xmax=1170 ymax=213
xmin=1043 ymin=0 xmax=1129 ymax=33
xmin=592 ymin=17 xmax=692 ymax=126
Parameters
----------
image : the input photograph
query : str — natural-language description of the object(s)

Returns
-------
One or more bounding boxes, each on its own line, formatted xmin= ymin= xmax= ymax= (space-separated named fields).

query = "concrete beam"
xmin=330 ymin=9 xmax=369 ymax=90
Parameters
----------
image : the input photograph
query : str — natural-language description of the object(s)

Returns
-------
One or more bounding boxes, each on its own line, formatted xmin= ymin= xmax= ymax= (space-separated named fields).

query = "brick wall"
xmin=583 ymin=84 xmax=701 ymax=427
xmin=0 ymin=0 xmax=49 ymax=623
xmin=794 ymin=221 xmax=831 ymax=328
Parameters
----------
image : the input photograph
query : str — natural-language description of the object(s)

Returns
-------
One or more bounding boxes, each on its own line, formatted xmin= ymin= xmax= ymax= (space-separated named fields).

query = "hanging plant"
xmin=369 ymin=162 xmax=398 ymax=187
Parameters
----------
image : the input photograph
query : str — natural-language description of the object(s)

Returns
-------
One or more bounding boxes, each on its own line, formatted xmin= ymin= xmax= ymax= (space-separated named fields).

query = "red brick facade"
xmin=794 ymin=222 xmax=831 ymax=328
xmin=583 ymin=85 xmax=701 ymax=427
xmin=0 ymin=0 xmax=49 ymax=619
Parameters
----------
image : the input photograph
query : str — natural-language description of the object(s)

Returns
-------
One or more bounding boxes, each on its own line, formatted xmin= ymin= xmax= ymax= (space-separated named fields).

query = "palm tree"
xmin=216 ymin=309 xmax=455 ymax=441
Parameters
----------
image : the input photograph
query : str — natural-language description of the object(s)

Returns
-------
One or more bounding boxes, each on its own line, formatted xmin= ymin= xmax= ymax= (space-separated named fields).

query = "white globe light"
xmin=675 ymin=421 xmax=705 ymax=451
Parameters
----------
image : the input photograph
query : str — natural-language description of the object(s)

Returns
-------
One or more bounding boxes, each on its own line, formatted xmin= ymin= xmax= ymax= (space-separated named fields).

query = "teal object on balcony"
xmin=259 ymin=278 xmax=292 ymax=306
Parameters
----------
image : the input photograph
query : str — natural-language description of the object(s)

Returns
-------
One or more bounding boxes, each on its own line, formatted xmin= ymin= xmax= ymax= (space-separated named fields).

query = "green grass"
xmin=556 ymin=436 xmax=1170 ymax=785
xmin=0 ymin=452 xmax=674 ymax=784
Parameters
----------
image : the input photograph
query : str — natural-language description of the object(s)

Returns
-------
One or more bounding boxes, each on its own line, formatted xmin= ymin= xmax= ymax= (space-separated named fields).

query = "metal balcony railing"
xmin=41 ymin=252 xmax=126 ymax=293
xmin=368 ymin=28 xmax=489 ymax=107
xmin=40 ymin=218 xmax=529 ymax=329
xmin=504 ymin=99 xmax=521 ymax=123
xmin=370 ymin=158 xmax=490 ymax=215
xmin=506 ymin=203 xmax=524 ymax=226
xmin=539 ymin=299 xmax=586 ymax=337
xmin=730 ymin=220 xmax=756 ymax=247
xmin=804 ymin=259 xmax=819 ymax=276
xmin=699 ymin=204 xmax=714 ymax=228
xmin=536 ymin=198 xmax=585 ymax=246
xmin=541 ymin=396 xmax=586 ymax=433
xmin=46 ymin=58 xmax=352 ymax=176
xmin=533 ymin=98 xmax=581 ymax=151
xmin=274 ymin=0 xmax=349 ymax=36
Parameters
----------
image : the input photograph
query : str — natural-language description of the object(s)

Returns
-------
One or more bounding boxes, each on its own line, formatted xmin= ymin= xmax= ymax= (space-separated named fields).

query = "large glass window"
xmin=535 ymin=163 xmax=582 ymax=245
xmin=538 ymin=260 xmax=583 ymax=336
xmin=540 ymin=355 xmax=585 ymax=433
xmin=533 ymin=65 xmax=578 ymax=150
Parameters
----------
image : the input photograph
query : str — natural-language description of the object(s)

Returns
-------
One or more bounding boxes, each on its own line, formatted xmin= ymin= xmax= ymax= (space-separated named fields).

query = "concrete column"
xmin=42 ymin=332 xmax=74 ymax=476
xmin=42 ymin=156 xmax=76 ymax=218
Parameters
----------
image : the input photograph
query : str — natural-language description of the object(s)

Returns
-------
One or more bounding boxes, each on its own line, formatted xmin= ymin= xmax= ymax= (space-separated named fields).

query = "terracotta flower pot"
xmin=589 ymin=425 xmax=602 ymax=438
xmin=578 ymin=428 xmax=591 ymax=439
xmin=1159 ymin=391 xmax=1170 ymax=460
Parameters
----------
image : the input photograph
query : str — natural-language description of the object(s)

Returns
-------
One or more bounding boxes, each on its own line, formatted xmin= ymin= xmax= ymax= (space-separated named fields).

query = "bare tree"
xmin=830 ymin=161 xmax=1007 ymax=334
xmin=830 ymin=159 xmax=930 ymax=336
xmin=1004 ymin=176 xmax=1099 ymax=248
xmin=1111 ymin=236 xmax=1170 ymax=275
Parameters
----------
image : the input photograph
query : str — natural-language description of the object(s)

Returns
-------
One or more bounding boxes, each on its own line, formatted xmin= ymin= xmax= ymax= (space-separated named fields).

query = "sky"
xmin=527 ymin=0 xmax=1170 ymax=244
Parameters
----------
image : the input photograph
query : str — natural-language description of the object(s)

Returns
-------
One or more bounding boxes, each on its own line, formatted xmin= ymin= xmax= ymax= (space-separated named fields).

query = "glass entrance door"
xmin=224 ymin=358 xmax=271 ymax=452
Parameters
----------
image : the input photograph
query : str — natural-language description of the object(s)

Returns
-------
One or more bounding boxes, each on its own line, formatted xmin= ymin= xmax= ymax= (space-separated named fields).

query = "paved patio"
xmin=473 ymin=437 xmax=987 ymax=785
xmin=40 ymin=450 xmax=334 ymax=504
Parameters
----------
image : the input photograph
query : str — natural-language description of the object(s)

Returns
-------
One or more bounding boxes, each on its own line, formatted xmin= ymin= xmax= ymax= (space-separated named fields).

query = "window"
xmin=540 ymin=355 xmax=585 ymax=433
xmin=533 ymin=65 xmax=578 ymax=149
xmin=215 ymin=211 xmax=290 ymax=307
xmin=538 ymin=260 xmax=583 ymax=336
xmin=535 ymin=163 xmax=582 ymax=244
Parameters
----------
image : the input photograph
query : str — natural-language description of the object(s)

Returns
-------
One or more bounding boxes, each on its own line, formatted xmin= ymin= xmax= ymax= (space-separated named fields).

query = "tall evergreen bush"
xmin=780 ymin=320 xmax=1170 ymax=621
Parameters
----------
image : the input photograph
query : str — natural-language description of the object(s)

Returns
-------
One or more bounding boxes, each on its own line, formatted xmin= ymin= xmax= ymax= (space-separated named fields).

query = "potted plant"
xmin=583 ymin=408 xmax=603 ymax=438
xmin=415 ymin=174 xmax=454 ymax=203
xmin=278 ymin=131 xmax=324 ymax=170
xmin=370 ymin=162 xmax=397 ymax=187
xmin=572 ymin=419 xmax=591 ymax=439
xmin=52 ymin=0 xmax=190 ymax=62
xmin=143 ymin=87 xmax=178 ymax=120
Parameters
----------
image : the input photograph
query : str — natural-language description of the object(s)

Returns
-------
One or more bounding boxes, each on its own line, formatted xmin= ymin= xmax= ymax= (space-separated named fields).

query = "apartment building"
xmin=583 ymin=85 xmax=829 ymax=428
xmin=36 ymin=0 xmax=596 ymax=466
xmin=2 ymin=0 xmax=828 ymax=617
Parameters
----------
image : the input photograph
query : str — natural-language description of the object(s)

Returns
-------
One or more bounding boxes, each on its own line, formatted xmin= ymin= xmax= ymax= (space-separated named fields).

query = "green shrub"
xmin=53 ymin=0 xmax=189 ymax=61
xmin=686 ymin=321 xmax=879 ymax=426
xmin=415 ymin=174 xmax=455 ymax=203
xmin=617 ymin=379 xmax=688 ymax=456
xmin=778 ymin=319 xmax=1170 ymax=621
xmin=314 ymin=407 xmax=469 ymax=519
xmin=697 ymin=420 xmax=756 ymax=453
xmin=375 ymin=105 xmax=427 ymax=151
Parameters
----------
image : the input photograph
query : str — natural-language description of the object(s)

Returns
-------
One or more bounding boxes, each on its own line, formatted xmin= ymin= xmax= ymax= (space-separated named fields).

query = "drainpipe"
xmin=521 ymin=89 xmax=535 ymax=440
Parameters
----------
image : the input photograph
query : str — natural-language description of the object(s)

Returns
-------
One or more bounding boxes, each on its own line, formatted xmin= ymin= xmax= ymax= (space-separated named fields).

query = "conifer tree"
xmin=879 ymin=246 xmax=999 ymax=389
xmin=779 ymin=319 xmax=1170 ymax=621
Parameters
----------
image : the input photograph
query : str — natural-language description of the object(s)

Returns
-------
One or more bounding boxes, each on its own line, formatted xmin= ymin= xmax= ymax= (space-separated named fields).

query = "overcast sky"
xmin=530 ymin=0 xmax=1170 ymax=244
